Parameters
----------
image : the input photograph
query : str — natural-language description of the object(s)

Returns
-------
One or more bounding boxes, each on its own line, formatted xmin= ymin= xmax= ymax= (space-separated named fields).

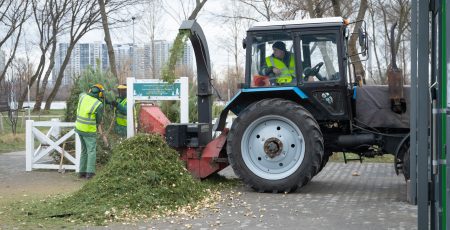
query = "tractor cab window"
xmin=250 ymin=33 xmax=295 ymax=87
xmin=300 ymin=34 xmax=340 ymax=83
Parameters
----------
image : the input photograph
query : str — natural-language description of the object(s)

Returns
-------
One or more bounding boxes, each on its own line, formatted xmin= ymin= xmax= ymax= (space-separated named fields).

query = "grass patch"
xmin=0 ymin=133 xmax=25 ymax=153
xmin=30 ymin=109 xmax=65 ymax=116
xmin=0 ymin=134 xmax=238 ymax=228
xmin=0 ymin=110 xmax=66 ymax=154
xmin=329 ymin=152 xmax=395 ymax=163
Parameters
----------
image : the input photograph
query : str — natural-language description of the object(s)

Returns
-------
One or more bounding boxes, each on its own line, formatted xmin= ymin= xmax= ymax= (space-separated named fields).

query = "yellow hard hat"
xmin=117 ymin=84 xmax=127 ymax=89
xmin=90 ymin=84 xmax=105 ymax=98
xmin=93 ymin=83 xmax=105 ymax=91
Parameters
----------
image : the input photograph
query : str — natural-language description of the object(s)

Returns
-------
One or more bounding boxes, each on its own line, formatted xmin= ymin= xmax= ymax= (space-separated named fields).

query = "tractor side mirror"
xmin=358 ymin=28 xmax=366 ymax=47
xmin=358 ymin=27 xmax=368 ymax=57
xmin=242 ymin=38 xmax=247 ymax=49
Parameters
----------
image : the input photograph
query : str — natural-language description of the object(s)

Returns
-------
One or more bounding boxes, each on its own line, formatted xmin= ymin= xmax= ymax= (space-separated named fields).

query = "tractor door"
xmin=295 ymin=30 xmax=351 ymax=121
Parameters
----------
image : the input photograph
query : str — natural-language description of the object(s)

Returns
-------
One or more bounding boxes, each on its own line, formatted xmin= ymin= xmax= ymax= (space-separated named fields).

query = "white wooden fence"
xmin=26 ymin=119 xmax=80 ymax=172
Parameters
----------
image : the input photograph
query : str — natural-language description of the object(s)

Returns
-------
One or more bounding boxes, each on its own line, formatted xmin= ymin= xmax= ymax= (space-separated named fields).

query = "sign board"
xmin=134 ymin=82 xmax=181 ymax=100
xmin=127 ymin=77 xmax=189 ymax=138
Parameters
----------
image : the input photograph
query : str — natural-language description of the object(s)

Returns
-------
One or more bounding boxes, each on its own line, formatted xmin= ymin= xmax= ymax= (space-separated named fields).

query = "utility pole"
xmin=132 ymin=16 xmax=136 ymax=78
xmin=227 ymin=51 xmax=230 ymax=101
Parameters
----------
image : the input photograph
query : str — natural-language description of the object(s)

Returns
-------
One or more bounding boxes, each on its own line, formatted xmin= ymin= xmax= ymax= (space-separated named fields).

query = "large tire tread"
xmin=227 ymin=98 xmax=323 ymax=193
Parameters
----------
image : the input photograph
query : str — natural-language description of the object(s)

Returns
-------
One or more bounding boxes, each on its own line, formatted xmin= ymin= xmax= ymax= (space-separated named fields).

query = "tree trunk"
xmin=318 ymin=43 xmax=336 ymax=75
xmin=0 ymin=23 xmax=24 ymax=82
xmin=188 ymin=0 xmax=207 ymax=20
xmin=331 ymin=0 xmax=341 ymax=16
xmin=348 ymin=0 xmax=368 ymax=83
xmin=33 ymin=39 xmax=58 ymax=111
xmin=98 ymin=0 xmax=118 ymax=80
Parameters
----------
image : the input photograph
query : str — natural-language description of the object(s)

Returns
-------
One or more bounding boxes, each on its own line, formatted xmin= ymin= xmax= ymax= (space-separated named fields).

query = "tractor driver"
xmin=261 ymin=41 xmax=296 ymax=85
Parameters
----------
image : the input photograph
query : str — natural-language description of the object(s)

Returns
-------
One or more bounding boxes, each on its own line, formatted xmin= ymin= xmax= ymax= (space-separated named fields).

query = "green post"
xmin=442 ymin=0 xmax=447 ymax=228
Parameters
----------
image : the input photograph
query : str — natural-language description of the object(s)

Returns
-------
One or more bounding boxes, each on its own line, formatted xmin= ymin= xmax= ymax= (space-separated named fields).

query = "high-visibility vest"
xmin=75 ymin=93 xmax=102 ymax=133
xmin=265 ymin=55 xmax=295 ymax=84
xmin=115 ymin=98 xmax=127 ymax=127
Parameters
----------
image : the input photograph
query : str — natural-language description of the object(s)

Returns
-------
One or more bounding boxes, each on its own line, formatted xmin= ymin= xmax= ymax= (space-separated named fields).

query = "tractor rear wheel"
xmin=402 ymin=146 xmax=410 ymax=181
xmin=317 ymin=151 xmax=332 ymax=174
xmin=227 ymin=99 xmax=324 ymax=193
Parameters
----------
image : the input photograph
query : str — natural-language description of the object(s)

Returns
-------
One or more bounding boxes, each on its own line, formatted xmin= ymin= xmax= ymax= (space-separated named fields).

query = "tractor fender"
xmin=394 ymin=134 xmax=410 ymax=158
xmin=394 ymin=134 xmax=410 ymax=175
xmin=214 ymin=87 xmax=308 ymax=132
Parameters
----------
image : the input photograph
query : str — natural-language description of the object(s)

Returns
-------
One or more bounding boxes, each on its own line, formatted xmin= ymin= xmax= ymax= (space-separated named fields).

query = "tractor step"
xmin=343 ymin=152 xmax=363 ymax=164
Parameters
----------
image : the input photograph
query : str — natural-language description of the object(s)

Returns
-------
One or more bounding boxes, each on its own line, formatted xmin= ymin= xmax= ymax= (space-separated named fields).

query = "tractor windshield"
xmin=249 ymin=32 xmax=340 ymax=87
xmin=300 ymin=33 xmax=340 ymax=83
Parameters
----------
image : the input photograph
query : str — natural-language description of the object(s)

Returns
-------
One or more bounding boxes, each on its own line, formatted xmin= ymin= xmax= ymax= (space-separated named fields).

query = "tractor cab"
xmin=241 ymin=17 xmax=352 ymax=122
xmin=247 ymin=24 xmax=343 ymax=87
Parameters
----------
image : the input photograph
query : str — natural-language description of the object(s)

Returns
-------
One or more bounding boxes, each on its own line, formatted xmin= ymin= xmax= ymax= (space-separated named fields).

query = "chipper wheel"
xmin=227 ymin=98 xmax=324 ymax=193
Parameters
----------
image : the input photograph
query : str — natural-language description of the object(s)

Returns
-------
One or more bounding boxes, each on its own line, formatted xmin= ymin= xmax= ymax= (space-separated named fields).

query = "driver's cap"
xmin=272 ymin=41 xmax=286 ymax=52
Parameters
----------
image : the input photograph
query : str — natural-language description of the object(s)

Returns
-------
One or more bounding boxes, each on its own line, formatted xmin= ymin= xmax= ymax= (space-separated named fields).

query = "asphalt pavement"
xmin=0 ymin=151 xmax=417 ymax=229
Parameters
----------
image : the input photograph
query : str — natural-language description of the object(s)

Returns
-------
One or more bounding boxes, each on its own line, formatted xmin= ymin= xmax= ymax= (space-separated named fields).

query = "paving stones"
xmin=142 ymin=163 xmax=417 ymax=230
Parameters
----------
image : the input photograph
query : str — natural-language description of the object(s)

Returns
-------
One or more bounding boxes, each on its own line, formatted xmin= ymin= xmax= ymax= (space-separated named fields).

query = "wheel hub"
xmin=264 ymin=137 xmax=283 ymax=158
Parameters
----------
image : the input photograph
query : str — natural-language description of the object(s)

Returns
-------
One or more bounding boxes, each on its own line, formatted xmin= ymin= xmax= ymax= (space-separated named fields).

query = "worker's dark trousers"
xmin=79 ymin=134 xmax=97 ymax=173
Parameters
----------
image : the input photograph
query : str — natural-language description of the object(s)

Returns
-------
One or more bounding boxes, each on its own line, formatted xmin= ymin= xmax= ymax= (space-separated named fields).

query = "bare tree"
xmin=238 ymin=0 xmax=273 ymax=21
xmin=42 ymin=0 xmax=144 ymax=110
xmin=32 ymin=0 xmax=70 ymax=111
xmin=17 ymin=1 xmax=46 ymax=108
xmin=368 ymin=0 xmax=383 ymax=84
xmin=44 ymin=0 xmax=102 ymax=110
xmin=162 ymin=0 xmax=207 ymax=22
xmin=364 ymin=0 xmax=410 ymax=84
xmin=0 ymin=0 xmax=30 ymax=82
xmin=10 ymin=57 xmax=33 ymax=109
xmin=214 ymin=0 xmax=251 ymax=96
xmin=98 ymin=0 xmax=118 ymax=80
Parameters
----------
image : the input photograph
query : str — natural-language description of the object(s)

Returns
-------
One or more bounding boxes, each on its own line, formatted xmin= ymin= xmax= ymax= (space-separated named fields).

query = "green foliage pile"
xmin=22 ymin=134 xmax=207 ymax=225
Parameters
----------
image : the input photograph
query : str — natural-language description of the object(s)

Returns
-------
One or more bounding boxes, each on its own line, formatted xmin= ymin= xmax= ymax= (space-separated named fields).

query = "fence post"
xmin=75 ymin=132 xmax=81 ymax=172
xmin=25 ymin=120 xmax=34 ymax=171
xmin=127 ymin=77 xmax=135 ymax=138
xmin=50 ymin=118 xmax=60 ymax=139
xmin=0 ymin=112 xmax=3 ymax=134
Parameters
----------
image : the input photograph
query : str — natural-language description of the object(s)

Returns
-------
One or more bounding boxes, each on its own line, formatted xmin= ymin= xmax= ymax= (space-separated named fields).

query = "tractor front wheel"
xmin=227 ymin=99 xmax=324 ymax=193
